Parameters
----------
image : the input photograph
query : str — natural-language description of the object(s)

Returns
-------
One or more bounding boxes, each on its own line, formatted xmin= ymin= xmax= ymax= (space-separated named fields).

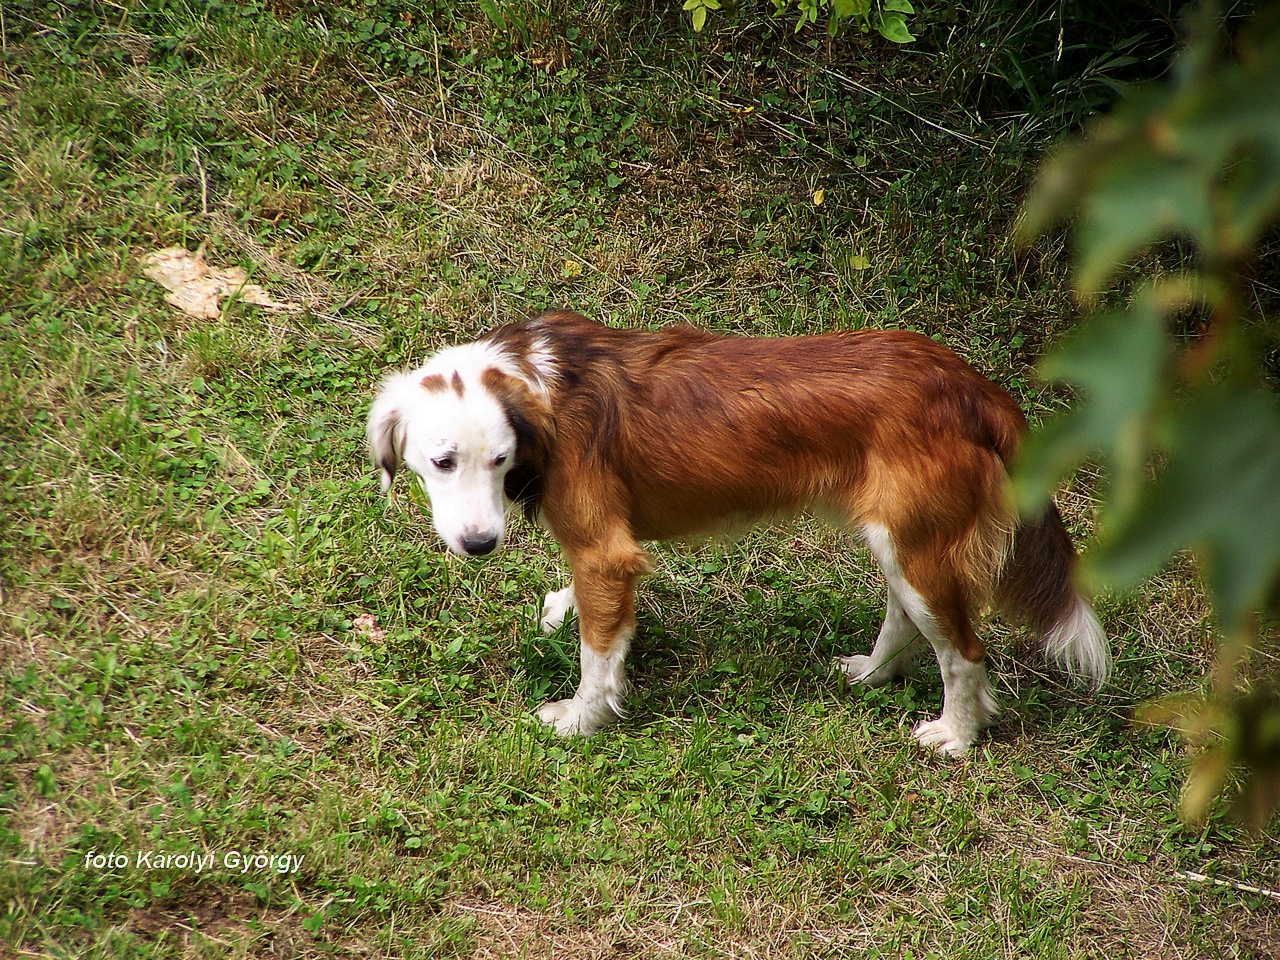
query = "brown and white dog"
xmin=368 ymin=311 xmax=1109 ymax=756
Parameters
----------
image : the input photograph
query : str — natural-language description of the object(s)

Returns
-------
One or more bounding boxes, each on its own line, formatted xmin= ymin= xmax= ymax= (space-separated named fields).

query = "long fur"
xmin=370 ymin=311 xmax=1110 ymax=753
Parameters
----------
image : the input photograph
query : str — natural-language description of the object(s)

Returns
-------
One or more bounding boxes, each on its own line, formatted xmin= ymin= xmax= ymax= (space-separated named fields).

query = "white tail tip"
xmin=1043 ymin=593 xmax=1111 ymax=689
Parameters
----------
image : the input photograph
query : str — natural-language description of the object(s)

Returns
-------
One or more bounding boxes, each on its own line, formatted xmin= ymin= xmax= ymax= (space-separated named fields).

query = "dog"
xmin=367 ymin=311 xmax=1109 ymax=756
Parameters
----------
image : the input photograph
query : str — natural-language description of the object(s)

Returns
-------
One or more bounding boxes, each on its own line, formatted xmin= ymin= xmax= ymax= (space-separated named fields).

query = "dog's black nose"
xmin=462 ymin=535 xmax=498 ymax=556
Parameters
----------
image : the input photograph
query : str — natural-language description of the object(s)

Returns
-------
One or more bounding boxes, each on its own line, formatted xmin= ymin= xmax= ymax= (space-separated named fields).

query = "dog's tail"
xmin=994 ymin=504 xmax=1111 ymax=688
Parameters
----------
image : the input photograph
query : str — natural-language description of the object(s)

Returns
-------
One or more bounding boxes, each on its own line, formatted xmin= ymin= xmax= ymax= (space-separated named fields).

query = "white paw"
xmin=540 ymin=587 xmax=576 ymax=634
xmin=913 ymin=717 xmax=974 ymax=758
xmin=535 ymin=697 xmax=615 ymax=737
xmin=836 ymin=654 xmax=894 ymax=688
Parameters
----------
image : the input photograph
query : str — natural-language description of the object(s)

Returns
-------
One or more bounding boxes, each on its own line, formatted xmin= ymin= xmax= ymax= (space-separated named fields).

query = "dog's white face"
xmin=369 ymin=344 xmax=526 ymax=557
xmin=403 ymin=391 xmax=515 ymax=556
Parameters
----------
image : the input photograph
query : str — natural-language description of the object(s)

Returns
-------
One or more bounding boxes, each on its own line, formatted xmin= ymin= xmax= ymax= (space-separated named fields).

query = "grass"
xmin=1 ymin=2 xmax=1278 ymax=957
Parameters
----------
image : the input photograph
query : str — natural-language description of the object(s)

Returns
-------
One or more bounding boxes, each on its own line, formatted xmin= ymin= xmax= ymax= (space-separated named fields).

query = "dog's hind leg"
xmin=540 ymin=583 xmax=576 ymax=633
xmin=536 ymin=540 xmax=648 ymax=736
xmin=910 ymin=622 xmax=999 ymax=758
xmin=863 ymin=523 xmax=998 ymax=757
xmin=837 ymin=587 xmax=925 ymax=687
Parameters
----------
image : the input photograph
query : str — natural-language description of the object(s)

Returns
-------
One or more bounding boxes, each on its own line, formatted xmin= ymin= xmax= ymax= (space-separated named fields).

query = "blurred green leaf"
xmin=1020 ymin=13 xmax=1280 ymax=290
xmin=1019 ymin=4 xmax=1280 ymax=826
xmin=1233 ymin=690 xmax=1280 ymax=829
xmin=1173 ymin=46 xmax=1280 ymax=166
xmin=1014 ymin=297 xmax=1168 ymax=512
xmin=1091 ymin=386 xmax=1280 ymax=629
xmin=1145 ymin=687 xmax=1280 ymax=830
xmin=1219 ymin=150 xmax=1280 ymax=254
xmin=1016 ymin=91 xmax=1163 ymax=245
xmin=1184 ymin=747 xmax=1233 ymax=825
xmin=1076 ymin=150 xmax=1214 ymax=293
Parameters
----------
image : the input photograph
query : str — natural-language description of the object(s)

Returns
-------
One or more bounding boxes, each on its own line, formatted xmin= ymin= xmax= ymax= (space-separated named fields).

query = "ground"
xmin=1 ymin=3 xmax=1278 ymax=958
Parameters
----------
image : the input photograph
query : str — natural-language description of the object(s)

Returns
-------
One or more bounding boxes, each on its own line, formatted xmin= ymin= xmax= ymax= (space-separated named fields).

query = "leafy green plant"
xmin=321 ymin=0 xmax=458 ymax=74
xmin=684 ymin=0 xmax=918 ymax=41
xmin=1017 ymin=3 xmax=1280 ymax=828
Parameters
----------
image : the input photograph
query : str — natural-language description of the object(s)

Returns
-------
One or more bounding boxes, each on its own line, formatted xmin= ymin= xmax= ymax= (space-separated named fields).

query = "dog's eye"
xmin=493 ymin=454 xmax=508 ymax=468
xmin=431 ymin=455 xmax=456 ymax=472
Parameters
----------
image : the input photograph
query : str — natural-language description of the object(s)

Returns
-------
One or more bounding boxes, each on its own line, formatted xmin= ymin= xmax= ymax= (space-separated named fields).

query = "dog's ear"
xmin=482 ymin=367 xmax=555 ymax=464
xmin=367 ymin=381 xmax=410 ymax=494
xmin=482 ymin=367 xmax=555 ymax=518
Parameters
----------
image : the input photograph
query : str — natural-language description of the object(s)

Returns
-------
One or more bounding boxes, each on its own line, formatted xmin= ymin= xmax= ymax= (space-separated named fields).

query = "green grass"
xmin=2 ymin=2 xmax=1278 ymax=957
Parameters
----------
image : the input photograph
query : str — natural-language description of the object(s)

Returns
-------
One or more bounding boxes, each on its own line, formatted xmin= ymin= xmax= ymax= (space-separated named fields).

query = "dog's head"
xmin=367 ymin=342 xmax=554 ymax=557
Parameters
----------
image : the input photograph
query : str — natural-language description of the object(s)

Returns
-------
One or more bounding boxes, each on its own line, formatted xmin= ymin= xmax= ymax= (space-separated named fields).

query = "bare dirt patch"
xmin=127 ymin=889 xmax=340 ymax=958
xmin=443 ymin=897 xmax=682 ymax=959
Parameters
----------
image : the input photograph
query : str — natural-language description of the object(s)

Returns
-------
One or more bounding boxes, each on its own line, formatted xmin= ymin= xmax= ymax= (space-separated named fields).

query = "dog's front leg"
xmin=540 ymin=582 xmax=576 ymax=633
xmin=536 ymin=545 xmax=646 ymax=736
xmin=837 ymin=588 xmax=925 ymax=687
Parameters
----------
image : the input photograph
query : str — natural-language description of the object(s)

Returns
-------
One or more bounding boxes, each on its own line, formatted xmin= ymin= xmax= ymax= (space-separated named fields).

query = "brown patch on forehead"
xmin=420 ymin=373 xmax=447 ymax=392
xmin=451 ymin=371 xmax=465 ymax=396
